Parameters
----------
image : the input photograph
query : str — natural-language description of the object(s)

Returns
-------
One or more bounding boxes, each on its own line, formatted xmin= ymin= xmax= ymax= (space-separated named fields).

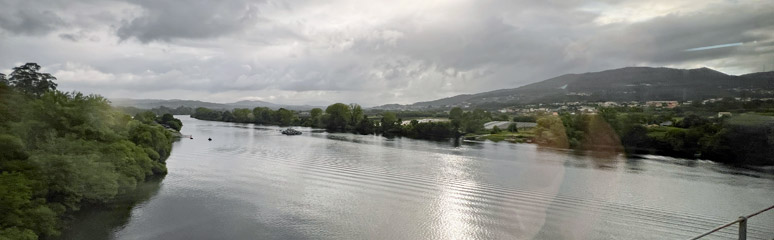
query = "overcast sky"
xmin=1 ymin=0 xmax=773 ymax=106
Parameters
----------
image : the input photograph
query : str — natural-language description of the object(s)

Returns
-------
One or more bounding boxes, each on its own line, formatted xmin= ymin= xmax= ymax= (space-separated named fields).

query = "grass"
xmin=726 ymin=113 xmax=774 ymax=126
xmin=475 ymin=128 xmax=536 ymax=143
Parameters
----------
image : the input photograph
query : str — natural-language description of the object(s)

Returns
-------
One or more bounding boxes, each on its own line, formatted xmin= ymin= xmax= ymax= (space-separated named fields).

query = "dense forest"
xmin=0 ymin=63 xmax=179 ymax=239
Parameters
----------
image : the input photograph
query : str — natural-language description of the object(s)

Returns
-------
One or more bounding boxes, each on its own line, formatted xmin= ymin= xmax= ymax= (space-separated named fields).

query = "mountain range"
xmin=375 ymin=66 xmax=774 ymax=109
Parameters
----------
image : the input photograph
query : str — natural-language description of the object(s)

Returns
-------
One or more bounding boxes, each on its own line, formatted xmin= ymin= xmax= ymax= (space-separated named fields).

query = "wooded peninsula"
xmin=0 ymin=63 xmax=180 ymax=239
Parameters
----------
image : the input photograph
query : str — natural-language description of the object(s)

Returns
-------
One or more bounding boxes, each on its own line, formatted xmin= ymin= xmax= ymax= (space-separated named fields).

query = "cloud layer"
xmin=1 ymin=0 xmax=772 ymax=106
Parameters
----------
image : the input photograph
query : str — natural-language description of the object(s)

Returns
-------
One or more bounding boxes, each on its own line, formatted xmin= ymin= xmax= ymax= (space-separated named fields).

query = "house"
xmin=646 ymin=101 xmax=679 ymax=108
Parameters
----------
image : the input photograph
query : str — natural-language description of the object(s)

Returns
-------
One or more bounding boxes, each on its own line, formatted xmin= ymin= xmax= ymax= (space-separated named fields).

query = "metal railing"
xmin=689 ymin=205 xmax=774 ymax=240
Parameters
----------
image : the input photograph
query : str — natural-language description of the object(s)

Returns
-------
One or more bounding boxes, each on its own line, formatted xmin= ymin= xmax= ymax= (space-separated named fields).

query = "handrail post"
xmin=737 ymin=216 xmax=746 ymax=240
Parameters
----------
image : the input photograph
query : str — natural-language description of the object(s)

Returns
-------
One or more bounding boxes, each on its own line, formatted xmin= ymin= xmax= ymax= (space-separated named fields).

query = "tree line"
xmin=191 ymin=104 xmax=499 ymax=140
xmin=0 ymin=63 xmax=179 ymax=239
xmin=533 ymin=108 xmax=774 ymax=165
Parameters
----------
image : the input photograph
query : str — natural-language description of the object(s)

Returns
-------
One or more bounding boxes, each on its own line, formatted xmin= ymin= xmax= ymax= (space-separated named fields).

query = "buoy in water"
xmin=208 ymin=138 xmax=212 ymax=141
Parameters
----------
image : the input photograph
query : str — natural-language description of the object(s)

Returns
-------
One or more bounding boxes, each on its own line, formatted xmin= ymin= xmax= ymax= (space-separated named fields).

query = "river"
xmin=60 ymin=116 xmax=773 ymax=239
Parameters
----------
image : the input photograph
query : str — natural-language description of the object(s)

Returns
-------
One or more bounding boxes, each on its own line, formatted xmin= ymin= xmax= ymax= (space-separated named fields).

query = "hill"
xmin=375 ymin=67 xmax=774 ymax=109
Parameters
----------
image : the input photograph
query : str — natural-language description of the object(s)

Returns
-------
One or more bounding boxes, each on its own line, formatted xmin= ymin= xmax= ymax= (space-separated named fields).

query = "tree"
xmin=534 ymin=116 xmax=569 ymax=148
xmin=324 ymin=103 xmax=351 ymax=131
xmin=157 ymin=113 xmax=182 ymax=131
xmin=449 ymin=107 xmax=463 ymax=131
xmin=381 ymin=112 xmax=399 ymax=133
xmin=507 ymin=123 xmax=518 ymax=132
xmin=0 ymin=63 xmax=174 ymax=238
xmin=8 ymin=63 xmax=57 ymax=97
xmin=460 ymin=109 xmax=490 ymax=133
xmin=276 ymin=108 xmax=295 ymax=126
xmin=350 ymin=104 xmax=364 ymax=125
xmin=134 ymin=111 xmax=157 ymax=124
xmin=232 ymin=108 xmax=253 ymax=123
xmin=309 ymin=108 xmax=323 ymax=128
xmin=252 ymin=107 xmax=270 ymax=124
xmin=221 ymin=110 xmax=235 ymax=122
xmin=354 ymin=116 xmax=375 ymax=134
xmin=513 ymin=115 xmax=536 ymax=122
xmin=310 ymin=108 xmax=323 ymax=119
xmin=491 ymin=126 xmax=502 ymax=134
xmin=676 ymin=114 xmax=707 ymax=128
xmin=192 ymin=107 xmax=221 ymax=121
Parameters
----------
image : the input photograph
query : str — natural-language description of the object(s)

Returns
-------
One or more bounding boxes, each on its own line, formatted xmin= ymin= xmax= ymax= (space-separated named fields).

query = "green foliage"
xmin=380 ymin=112 xmax=400 ymax=134
xmin=192 ymin=104 xmax=491 ymax=140
xmin=535 ymin=108 xmax=774 ymax=165
xmin=232 ymin=108 xmax=253 ymax=123
xmin=402 ymin=121 xmax=455 ymax=139
xmin=534 ymin=116 xmax=569 ymax=148
xmin=159 ymin=114 xmax=183 ymax=131
xmin=354 ymin=116 xmax=375 ymax=134
xmin=192 ymin=106 xmax=300 ymax=126
xmin=276 ymin=108 xmax=296 ymax=126
xmin=325 ymin=103 xmax=351 ymax=131
xmin=252 ymin=107 xmax=274 ymax=124
xmin=191 ymin=107 xmax=222 ymax=121
xmin=350 ymin=104 xmax=364 ymax=125
xmin=461 ymin=109 xmax=491 ymax=134
xmin=447 ymin=107 xmax=493 ymax=134
xmin=493 ymin=114 xmax=509 ymax=121
xmin=512 ymin=115 xmax=536 ymax=122
xmin=449 ymin=107 xmax=463 ymax=131
xmin=133 ymin=111 xmax=157 ymax=124
xmin=305 ymin=108 xmax=324 ymax=128
xmin=490 ymin=126 xmax=502 ymax=134
xmin=507 ymin=123 xmax=518 ymax=132
xmin=7 ymin=63 xmax=57 ymax=97
xmin=0 ymin=63 xmax=173 ymax=239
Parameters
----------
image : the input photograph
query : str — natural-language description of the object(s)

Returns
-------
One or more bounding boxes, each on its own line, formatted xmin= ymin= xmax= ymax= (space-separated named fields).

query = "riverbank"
xmin=0 ymin=71 xmax=179 ymax=239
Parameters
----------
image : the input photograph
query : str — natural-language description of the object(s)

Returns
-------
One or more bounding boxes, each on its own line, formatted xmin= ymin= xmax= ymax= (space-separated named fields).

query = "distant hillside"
xmin=110 ymin=98 xmax=320 ymax=111
xmin=375 ymin=67 xmax=774 ymax=109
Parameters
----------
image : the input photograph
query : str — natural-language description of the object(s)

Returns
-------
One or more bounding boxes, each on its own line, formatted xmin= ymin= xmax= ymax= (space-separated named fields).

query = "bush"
xmin=507 ymin=123 xmax=518 ymax=132
xmin=490 ymin=126 xmax=502 ymax=134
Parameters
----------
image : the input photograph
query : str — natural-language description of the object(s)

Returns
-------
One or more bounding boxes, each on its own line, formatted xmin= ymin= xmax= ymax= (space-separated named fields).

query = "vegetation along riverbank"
xmin=0 ymin=63 xmax=181 ymax=239
xmin=190 ymin=101 xmax=774 ymax=166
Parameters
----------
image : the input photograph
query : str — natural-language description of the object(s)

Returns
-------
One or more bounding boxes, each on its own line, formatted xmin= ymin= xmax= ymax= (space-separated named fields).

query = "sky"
xmin=1 ymin=0 xmax=773 ymax=107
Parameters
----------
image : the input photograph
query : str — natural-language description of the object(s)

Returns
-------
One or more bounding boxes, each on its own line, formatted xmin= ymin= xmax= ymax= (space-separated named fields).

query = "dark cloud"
xmin=0 ymin=0 xmax=772 ymax=106
xmin=116 ymin=0 xmax=264 ymax=42
xmin=590 ymin=6 xmax=774 ymax=64
xmin=0 ymin=9 xmax=64 ymax=35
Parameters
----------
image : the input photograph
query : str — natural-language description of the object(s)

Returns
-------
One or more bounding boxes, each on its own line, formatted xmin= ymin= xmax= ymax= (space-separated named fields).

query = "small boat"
xmin=281 ymin=128 xmax=302 ymax=135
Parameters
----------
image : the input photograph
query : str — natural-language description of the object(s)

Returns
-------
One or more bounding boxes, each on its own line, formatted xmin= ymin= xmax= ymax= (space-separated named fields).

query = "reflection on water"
xmin=56 ymin=176 xmax=165 ymax=240
xmin=62 ymin=116 xmax=774 ymax=240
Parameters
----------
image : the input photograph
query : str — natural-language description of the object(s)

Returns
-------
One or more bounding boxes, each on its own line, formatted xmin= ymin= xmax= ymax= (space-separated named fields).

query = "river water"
xmin=61 ymin=116 xmax=773 ymax=239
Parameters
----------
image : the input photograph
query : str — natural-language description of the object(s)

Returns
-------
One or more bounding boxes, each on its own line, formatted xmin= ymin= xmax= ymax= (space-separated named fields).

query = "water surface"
xmin=63 ymin=116 xmax=774 ymax=239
